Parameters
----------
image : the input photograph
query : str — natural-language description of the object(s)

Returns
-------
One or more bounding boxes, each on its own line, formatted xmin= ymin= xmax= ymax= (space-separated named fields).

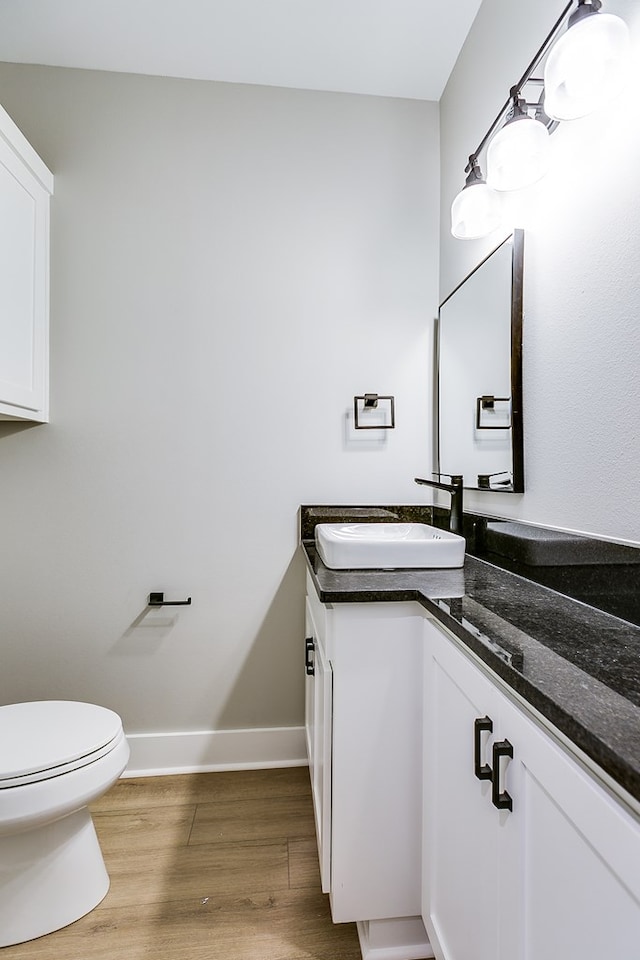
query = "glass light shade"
xmin=544 ymin=12 xmax=631 ymax=120
xmin=487 ymin=116 xmax=551 ymax=191
xmin=451 ymin=182 xmax=502 ymax=240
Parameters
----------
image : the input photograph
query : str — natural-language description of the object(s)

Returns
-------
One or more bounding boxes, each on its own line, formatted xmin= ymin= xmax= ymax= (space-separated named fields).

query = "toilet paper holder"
xmin=148 ymin=592 xmax=192 ymax=607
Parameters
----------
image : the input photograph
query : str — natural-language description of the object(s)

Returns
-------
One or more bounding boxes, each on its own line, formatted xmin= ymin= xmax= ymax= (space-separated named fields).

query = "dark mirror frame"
xmin=436 ymin=229 xmax=524 ymax=493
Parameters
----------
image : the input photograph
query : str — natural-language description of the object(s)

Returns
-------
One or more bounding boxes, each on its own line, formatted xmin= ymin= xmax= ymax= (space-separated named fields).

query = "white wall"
xmin=0 ymin=65 xmax=439 ymax=740
xmin=440 ymin=0 xmax=640 ymax=544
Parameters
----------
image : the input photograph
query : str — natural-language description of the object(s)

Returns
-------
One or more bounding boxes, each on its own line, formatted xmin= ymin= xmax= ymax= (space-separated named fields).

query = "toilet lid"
xmin=0 ymin=701 xmax=124 ymax=785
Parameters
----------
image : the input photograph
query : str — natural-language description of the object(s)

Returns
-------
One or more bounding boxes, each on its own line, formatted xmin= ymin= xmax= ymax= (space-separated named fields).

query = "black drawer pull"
xmin=492 ymin=739 xmax=514 ymax=811
xmin=474 ymin=716 xmax=493 ymax=780
xmin=305 ymin=637 xmax=315 ymax=676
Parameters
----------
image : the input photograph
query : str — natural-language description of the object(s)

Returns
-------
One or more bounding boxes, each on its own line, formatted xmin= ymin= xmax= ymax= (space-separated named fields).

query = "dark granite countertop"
xmin=300 ymin=506 xmax=640 ymax=810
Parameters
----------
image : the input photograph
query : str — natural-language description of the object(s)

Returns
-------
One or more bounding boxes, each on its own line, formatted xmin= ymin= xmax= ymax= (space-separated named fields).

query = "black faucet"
xmin=414 ymin=474 xmax=464 ymax=535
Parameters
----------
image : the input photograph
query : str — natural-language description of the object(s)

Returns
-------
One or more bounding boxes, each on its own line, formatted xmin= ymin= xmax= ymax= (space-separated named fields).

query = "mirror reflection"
xmin=437 ymin=229 xmax=524 ymax=493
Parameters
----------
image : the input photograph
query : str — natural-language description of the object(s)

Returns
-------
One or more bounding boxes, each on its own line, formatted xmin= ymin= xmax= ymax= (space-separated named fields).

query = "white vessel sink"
xmin=315 ymin=522 xmax=465 ymax=570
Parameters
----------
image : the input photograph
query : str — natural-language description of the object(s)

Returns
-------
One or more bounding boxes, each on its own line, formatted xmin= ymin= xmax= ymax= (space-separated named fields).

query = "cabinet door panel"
xmin=0 ymin=135 xmax=49 ymax=419
xmin=0 ymin=162 xmax=35 ymax=391
xmin=313 ymin=633 xmax=332 ymax=893
xmin=304 ymin=601 xmax=315 ymax=774
xmin=304 ymin=598 xmax=332 ymax=894
xmin=504 ymin=700 xmax=640 ymax=960
xmin=423 ymin=621 xmax=502 ymax=960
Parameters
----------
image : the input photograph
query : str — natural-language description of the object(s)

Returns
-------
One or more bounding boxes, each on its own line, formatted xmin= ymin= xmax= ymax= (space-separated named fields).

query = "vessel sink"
xmin=315 ymin=522 xmax=465 ymax=570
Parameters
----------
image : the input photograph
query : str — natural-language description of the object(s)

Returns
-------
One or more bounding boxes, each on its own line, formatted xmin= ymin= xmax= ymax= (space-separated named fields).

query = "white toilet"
xmin=0 ymin=700 xmax=130 ymax=947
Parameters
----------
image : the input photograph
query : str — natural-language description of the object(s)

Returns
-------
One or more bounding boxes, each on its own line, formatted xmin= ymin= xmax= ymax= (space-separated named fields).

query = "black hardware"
xmin=354 ymin=394 xmax=395 ymax=429
xmin=474 ymin=716 xmax=494 ymax=781
xmin=491 ymin=739 xmax=514 ymax=811
xmin=148 ymin=592 xmax=192 ymax=607
xmin=477 ymin=471 xmax=513 ymax=489
xmin=414 ymin=474 xmax=464 ymax=535
xmin=476 ymin=396 xmax=512 ymax=430
xmin=305 ymin=637 xmax=315 ymax=676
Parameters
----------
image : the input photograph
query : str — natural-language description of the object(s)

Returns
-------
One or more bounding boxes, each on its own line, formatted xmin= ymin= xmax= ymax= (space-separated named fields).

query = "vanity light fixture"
xmin=543 ymin=0 xmax=631 ymax=121
xmin=451 ymin=0 xmax=630 ymax=240
xmin=486 ymin=89 xmax=551 ymax=192
xmin=451 ymin=155 xmax=502 ymax=240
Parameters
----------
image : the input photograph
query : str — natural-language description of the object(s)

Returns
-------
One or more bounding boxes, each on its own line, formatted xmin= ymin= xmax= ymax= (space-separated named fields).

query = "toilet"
xmin=0 ymin=700 xmax=129 ymax=947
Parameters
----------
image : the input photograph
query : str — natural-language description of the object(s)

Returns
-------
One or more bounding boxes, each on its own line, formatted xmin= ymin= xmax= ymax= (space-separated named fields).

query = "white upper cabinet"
xmin=0 ymin=103 xmax=53 ymax=422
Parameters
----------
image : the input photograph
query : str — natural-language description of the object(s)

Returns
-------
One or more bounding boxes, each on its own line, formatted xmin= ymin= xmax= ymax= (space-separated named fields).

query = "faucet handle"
xmin=435 ymin=471 xmax=464 ymax=485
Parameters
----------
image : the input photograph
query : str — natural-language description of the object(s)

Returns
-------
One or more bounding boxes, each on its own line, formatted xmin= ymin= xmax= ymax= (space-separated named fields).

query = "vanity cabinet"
xmin=422 ymin=618 xmax=640 ymax=960
xmin=0 ymin=104 xmax=53 ymax=422
xmin=305 ymin=572 xmax=431 ymax=960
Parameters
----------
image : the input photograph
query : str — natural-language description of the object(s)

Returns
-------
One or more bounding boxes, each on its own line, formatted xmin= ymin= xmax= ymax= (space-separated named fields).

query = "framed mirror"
xmin=437 ymin=229 xmax=524 ymax=493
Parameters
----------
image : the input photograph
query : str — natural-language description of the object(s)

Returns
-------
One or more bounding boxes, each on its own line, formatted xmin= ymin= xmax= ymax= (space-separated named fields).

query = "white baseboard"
xmin=122 ymin=725 xmax=307 ymax=777
xmin=356 ymin=918 xmax=434 ymax=960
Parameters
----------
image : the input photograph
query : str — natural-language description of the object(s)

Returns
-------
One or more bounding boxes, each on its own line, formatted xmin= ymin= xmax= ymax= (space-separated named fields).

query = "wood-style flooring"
xmin=3 ymin=767 xmax=362 ymax=959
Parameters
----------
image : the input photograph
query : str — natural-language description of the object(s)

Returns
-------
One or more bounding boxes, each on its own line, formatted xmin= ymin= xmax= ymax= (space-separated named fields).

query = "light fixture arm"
xmin=570 ymin=0 xmax=602 ymax=27
xmin=468 ymin=1 xmax=573 ymax=163
xmin=505 ymin=88 xmax=529 ymax=124
xmin=452 ymin=0 xmax=629 ymax=238
xmin=464 ymin=154 xmax=485 ymax=184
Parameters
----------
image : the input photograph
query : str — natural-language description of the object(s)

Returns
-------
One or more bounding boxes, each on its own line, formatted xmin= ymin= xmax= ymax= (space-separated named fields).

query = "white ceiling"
xmin=0 ymin=0 xmax=483 ymax=101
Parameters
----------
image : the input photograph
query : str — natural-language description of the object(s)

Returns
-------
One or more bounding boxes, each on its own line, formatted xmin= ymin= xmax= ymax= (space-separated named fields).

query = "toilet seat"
xmin=0 ymin=701 xmax=124 ymax=789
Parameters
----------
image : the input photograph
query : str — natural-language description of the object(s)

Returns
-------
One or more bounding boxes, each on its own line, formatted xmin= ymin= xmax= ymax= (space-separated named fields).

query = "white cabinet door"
xmin=304 ymin=597 xmax=332 ymax=893
xmin=423 ymin=618 xmax=505 ymax=960
xmin=501 ymin=690 xmax=640 ymax=960
xmin=0 ymin=105 xmax=53 ymax=422
xmin=424 ymin=618 xmax=640 ymax=960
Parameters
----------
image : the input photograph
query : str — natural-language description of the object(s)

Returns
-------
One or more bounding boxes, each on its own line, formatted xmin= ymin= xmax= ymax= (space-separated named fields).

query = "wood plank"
xmin=189 ymin=795 xmax=315 ymax=846
xmin=101 ymin=839 xmax=290 ymax=908
xmin=91 ymin=767 xmax=311 ymax=813
xmin=93 ymin=804 xmax=196 ymax=854
xmin=288 ymin=838 xmax=322 ymax=889
xmin=1 ymin=888 xmax=362 ymax=960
